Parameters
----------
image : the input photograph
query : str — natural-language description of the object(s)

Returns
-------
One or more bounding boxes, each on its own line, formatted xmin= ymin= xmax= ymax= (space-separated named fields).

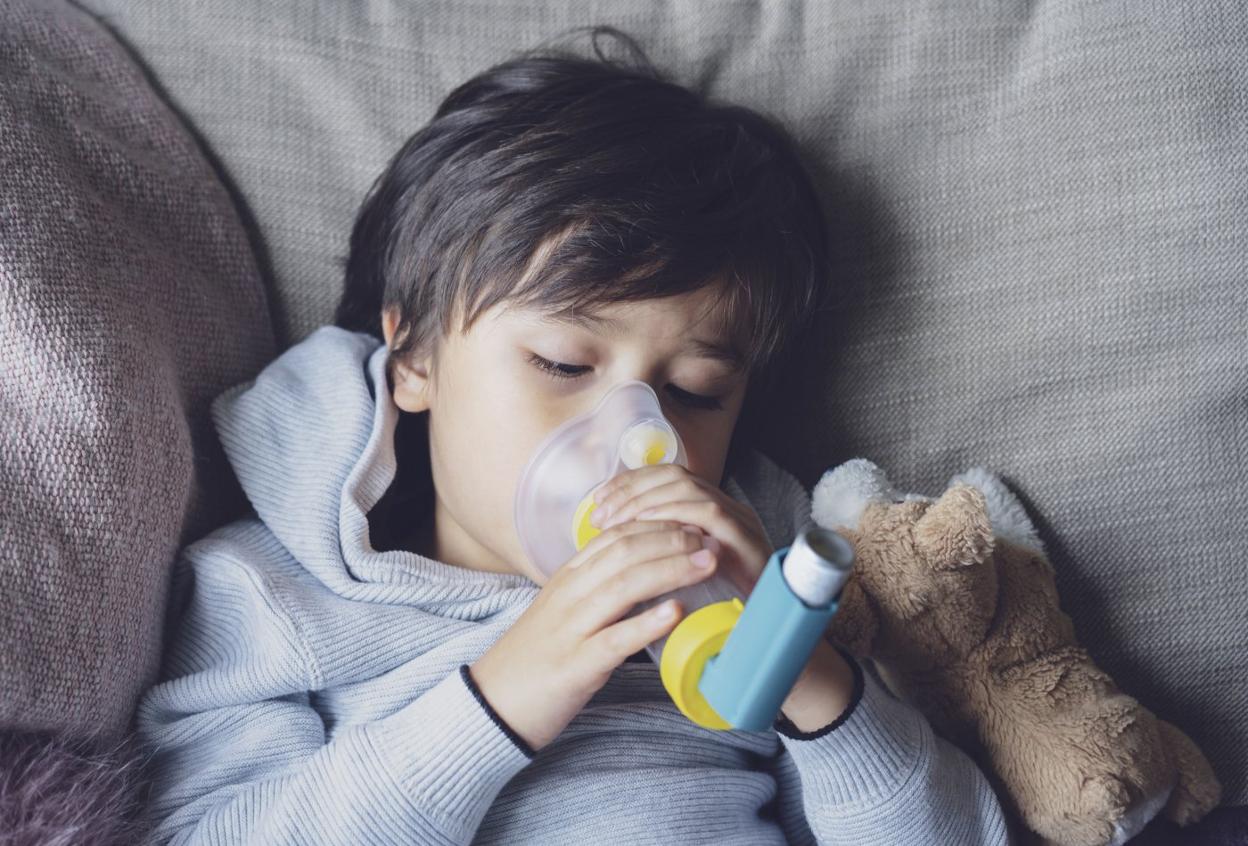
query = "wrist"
xmin=461 ymin=664 xmax=537 ymax=758
xmin=778 ymin=638 xmax=858 ymax=733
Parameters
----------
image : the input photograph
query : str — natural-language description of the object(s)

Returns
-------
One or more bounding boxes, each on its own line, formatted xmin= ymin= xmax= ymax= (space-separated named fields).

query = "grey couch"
xmin=1 ymin=0 xmax=1243 ymax=843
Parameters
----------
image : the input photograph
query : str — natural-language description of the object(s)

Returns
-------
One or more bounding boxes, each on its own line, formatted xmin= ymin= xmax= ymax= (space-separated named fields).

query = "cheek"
xmin=670 ymin=409 xmax=741 ymax=487
xmin=430 ymin=376 xmax=533 ymax=534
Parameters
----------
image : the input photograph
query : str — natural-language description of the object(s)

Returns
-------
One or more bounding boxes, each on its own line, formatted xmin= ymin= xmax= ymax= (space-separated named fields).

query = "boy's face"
xmin=382 ymin=282 xmax=750 ymax=583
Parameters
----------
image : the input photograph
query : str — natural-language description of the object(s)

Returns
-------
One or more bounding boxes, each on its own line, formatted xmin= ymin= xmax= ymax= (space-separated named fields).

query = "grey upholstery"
xmin=57 ymin=0 xmax=1248 ymax=807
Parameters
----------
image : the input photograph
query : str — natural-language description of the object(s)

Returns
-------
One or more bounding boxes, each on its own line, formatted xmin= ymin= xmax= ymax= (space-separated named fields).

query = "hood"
xmin=209 ymin=325 xmax=809 ymax=600
xmin=210 ymin=325 xmax=535 ymax=599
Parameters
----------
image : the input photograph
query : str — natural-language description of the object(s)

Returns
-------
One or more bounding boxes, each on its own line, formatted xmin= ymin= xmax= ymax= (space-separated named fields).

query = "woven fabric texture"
xmin=0 ymin=0 xmax=275 ymax=738
xmin=68 ymin=0 xmax=1248 ymax=802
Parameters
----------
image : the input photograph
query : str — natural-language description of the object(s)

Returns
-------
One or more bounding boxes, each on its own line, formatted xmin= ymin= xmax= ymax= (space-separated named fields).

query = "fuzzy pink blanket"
xmin=0 ymin=730 xmax=151 ymax=845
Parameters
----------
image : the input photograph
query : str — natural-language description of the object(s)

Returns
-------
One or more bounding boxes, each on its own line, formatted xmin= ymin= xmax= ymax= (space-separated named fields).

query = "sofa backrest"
xmin=71 ymin=0 xmax=1248 ymax=804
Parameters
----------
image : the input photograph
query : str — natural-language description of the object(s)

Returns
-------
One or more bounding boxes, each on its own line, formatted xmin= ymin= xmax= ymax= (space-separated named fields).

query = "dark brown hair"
xmin=335 ymin=26 xmax=832 ymax=479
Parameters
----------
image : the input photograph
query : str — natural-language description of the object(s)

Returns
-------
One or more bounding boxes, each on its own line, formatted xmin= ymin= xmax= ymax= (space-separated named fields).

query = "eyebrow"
xmin=535 ymin=311 xmax=745 ymax=372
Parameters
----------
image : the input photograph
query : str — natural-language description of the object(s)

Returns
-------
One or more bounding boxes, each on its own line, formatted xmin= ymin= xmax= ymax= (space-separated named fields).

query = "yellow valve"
xmin=572 ymin=492 xmax=601 ymax=551
xmin=620 ymin=425 xmax=674 ymax=469
xmin=659 ymin=597 xmax=744 ymax=730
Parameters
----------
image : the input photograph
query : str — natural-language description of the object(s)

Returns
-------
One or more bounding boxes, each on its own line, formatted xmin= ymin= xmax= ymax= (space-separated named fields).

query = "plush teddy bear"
xmin=811 ymin=458 xmax=1221 ymax=846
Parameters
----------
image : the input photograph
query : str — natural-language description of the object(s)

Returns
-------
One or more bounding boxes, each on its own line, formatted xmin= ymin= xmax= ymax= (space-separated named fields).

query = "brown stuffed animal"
xmin=812 ymin=459 xmax=1221 ymax=846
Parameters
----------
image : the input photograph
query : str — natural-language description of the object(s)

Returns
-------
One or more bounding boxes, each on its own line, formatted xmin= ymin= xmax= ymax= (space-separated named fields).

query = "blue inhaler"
xmin=514 ymin=379 xmax=855 ymax=731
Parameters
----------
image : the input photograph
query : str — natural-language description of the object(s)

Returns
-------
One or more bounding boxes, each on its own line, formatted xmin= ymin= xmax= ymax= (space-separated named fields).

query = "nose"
xmin=575 ymin=377 xmax=660 ymax=422
xmin=591 ymin=381 xmax=686 ymax=468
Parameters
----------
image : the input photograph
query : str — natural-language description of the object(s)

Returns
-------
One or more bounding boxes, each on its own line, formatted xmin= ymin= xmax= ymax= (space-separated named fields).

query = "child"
xmin=135 ymin=27 xmax=1015 ymax=845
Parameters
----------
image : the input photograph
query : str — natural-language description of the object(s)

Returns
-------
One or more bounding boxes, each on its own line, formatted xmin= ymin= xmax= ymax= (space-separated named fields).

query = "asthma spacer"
xmin=513 ymin=381 xmax=854 ymax=733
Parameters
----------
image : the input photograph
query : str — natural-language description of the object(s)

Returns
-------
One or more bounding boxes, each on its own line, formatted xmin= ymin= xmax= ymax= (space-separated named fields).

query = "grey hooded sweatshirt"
xmin=134 ymin=325 xmax=1013 ymax=845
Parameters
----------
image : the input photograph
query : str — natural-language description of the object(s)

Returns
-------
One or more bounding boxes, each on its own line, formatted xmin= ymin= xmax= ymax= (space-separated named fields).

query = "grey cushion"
xmin=74 ymin=0 xmax=1246 ymax=805
xmin=0 ymin=0 xmax=274 ymax=739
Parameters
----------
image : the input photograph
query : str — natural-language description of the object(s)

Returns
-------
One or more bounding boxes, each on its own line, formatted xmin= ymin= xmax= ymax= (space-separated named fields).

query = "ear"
xmin=811 ymin=458 xmax=899 ymax=531
xmin=947 ymin=467 xmax=1045 ymax=556
xmin=382 ymin=306 xmax=433 ymax=414
xmin=913 ymin=483 xmax=995 ymax=571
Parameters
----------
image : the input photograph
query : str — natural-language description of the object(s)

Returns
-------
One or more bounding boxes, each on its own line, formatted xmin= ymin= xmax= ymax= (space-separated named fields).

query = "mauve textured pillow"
xmin=0 ymin=0 xmax=274 ymax=740
xmin=73 ymin=0 xmax=1247 ymax=819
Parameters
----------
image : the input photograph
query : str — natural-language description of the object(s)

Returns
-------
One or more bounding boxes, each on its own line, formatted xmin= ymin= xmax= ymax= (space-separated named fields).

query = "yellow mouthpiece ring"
xmin=659 ymin=598 xmax=744 ymax=730
xmin=573 ymin=492 xmax=601 ymax=552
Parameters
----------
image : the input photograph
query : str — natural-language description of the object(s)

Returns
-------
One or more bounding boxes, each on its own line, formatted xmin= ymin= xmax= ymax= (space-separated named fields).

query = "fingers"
xmin=586 ymin=598 xmax=684 ymax=668
xmin=627 ymin=499 xmax=734 ymax=546
xmin=562 ymin=527 xmax=718 ymax=638
xmin=626 ymin=500 xmax=773 ymax=597
xmin=595 ymin=479 xmax=689 ymax=530
xmin=595 ymin=475 xmax=742 ymax=536
xmin=564 ymin=519 xmax=683 ymax=570
xmin=592 ymin=464 xmax=710 ymax=526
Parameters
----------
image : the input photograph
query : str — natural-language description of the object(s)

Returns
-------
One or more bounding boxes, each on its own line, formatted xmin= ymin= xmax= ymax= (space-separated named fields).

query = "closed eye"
xmin=526 ymin=353 xmax=724 ymax=411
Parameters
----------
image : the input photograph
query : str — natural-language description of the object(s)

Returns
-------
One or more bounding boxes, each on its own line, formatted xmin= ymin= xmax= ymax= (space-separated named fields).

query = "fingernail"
xmin=690 ymin=549 xmax=715 ymax=568
xmin=702 ymin=535 xmax=721 ymax=552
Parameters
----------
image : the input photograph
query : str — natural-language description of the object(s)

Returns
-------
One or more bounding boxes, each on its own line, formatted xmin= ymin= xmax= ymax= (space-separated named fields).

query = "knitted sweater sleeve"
xmin=134 ymin=536 xmax=533 ymax=846
xmin=767 ymin=649 xmax=1015 ymax=845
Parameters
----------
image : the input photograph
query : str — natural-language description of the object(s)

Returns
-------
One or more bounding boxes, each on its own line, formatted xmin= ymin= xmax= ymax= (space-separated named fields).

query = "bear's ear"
xmin=914 ymin=483 xmax=995 ymax=570
xmin=947 ymin=467 xmax=1046 ymax=556
xmin=812 ymin=458 xmax=898 ymax=531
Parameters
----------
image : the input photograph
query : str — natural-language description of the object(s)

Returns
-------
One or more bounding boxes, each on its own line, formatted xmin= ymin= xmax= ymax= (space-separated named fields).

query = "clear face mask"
xmin=513 ymin=379 xmax=686 ymax=580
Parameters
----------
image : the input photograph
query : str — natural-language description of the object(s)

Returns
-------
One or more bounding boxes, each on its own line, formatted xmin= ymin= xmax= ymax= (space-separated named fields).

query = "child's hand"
xmin=592 ymin=463 xmax=858 ymax=731
xmin=470 ymin=519 xmax=720 ymax=752
xmin=590 ymin=463 xmax=774 ymax=597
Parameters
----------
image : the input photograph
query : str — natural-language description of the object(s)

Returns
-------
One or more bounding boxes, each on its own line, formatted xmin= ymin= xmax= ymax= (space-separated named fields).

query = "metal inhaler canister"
xmin=658 ymin=526 xmax=856 ymax=731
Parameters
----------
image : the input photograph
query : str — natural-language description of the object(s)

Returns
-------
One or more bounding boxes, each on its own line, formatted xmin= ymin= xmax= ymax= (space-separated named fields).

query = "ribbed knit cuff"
xmin=776 ymin=657 xmax=930 ymax=809
xmin=367 ymin=666 xmax=534 ymax=834
xmin=774 ymin=645 xmax=866 ymax=740
xmin=459 ymin=663 xmax=537 ymax=758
